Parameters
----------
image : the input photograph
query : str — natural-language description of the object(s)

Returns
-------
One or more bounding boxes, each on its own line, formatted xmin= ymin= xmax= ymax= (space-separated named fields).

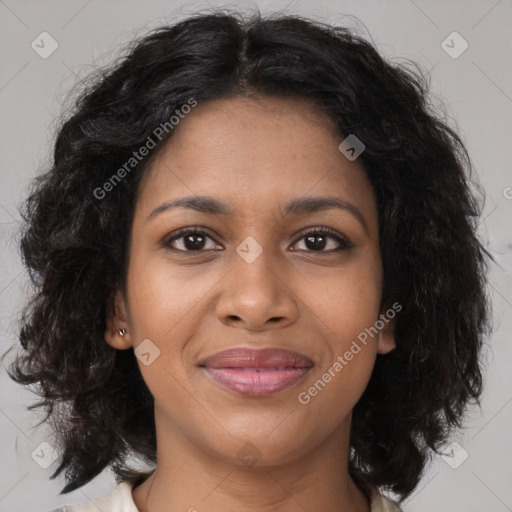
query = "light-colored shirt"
xmin=49 ymin=480 xmax=404 ymax=512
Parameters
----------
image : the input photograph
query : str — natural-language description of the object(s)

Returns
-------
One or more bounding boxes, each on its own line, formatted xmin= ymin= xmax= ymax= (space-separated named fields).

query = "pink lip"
xmin=199 ymin=347 xmax=313 ymax=397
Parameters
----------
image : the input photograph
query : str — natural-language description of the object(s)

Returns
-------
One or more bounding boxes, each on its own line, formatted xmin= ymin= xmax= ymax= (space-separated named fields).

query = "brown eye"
xmin=291 ymin=227 xmax=353 ymax=253
xmin=164 ymin=229 xmax=221 ymax=252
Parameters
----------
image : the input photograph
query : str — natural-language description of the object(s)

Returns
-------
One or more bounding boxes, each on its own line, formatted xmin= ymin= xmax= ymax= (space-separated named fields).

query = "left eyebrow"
xmin=146 ymin=195 xmax=368 ymax=233
xmin=281 ymin=196 xmax=368 ymax=234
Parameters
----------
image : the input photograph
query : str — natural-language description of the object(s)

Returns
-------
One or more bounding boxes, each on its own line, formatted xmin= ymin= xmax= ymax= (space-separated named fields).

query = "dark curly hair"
xmin=2 ymin=9 xmax=493 ymax=505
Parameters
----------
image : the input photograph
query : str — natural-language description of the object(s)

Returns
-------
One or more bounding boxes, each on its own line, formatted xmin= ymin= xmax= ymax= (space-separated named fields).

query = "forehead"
xmin=135 ymin=95 xmax=376 ymax=226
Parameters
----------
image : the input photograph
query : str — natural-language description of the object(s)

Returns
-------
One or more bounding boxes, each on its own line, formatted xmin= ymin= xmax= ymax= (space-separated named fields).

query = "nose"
xmin=215 ymin=242 xmax=299 ymax=333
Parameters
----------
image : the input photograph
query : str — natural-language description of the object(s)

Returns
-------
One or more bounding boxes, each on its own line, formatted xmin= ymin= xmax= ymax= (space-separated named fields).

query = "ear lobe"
xmin=104 ymin=289 xmax=132 ymax=350
xmin=376 ymin=316 xmax=396 ymax=355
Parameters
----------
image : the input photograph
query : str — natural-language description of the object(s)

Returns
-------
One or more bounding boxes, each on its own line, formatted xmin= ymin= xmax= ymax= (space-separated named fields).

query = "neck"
xmin=132 ymin=408 xmax=370 ymax=512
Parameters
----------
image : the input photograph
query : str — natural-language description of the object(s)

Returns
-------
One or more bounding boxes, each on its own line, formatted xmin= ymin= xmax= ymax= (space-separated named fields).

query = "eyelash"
xmin=163 ymin=225 xmax=353 ymax=254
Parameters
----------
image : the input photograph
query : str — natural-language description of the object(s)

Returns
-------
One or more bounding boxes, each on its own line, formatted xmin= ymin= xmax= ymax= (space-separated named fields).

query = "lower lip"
xmin=202 ymin=367 xmax=311 ymax=396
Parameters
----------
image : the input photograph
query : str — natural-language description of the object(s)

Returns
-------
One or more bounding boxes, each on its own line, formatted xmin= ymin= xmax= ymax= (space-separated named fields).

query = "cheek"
xmin=295 ymin=270 xmax=381 ymax=416
xmin=294 ymin=345 xmax=375 ymax=448
xmin=124 ymin=251 xmax=222 ymax=391
xmin=297 ymin=251 xmax=382 ymax=341
xmin=330 ymin=275 xmax=382 ymax=347
xmin=124 ymin=262 xmax=202 ymax=408
xmin=294 ymin=256 xmax=382 ymax=402
xmin=125 ymin=251 xmax=209 ymax=338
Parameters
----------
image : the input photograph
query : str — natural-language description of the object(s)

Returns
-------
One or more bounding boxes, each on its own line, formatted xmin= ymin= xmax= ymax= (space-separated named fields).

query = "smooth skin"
xmin=105 ymin=95 xmax=396 ymax=512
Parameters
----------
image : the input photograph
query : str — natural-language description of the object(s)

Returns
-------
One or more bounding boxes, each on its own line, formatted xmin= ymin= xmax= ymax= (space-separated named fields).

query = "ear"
xmin=376 ymin=314 xmax=396 ymax=355
xmin=104 ymin=289 xmax=132 ymax=350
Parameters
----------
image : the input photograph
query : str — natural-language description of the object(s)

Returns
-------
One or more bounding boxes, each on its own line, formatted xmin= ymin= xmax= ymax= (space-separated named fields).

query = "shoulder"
xmin=370 ymin=487 xmax=404 ymax=512
xmin=48 ymin=480 xmax=139 ymax=512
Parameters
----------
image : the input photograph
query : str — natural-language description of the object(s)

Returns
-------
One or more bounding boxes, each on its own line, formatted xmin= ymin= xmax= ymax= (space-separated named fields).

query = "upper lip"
xmin=198 ymin=347 xmax=314 ymax=369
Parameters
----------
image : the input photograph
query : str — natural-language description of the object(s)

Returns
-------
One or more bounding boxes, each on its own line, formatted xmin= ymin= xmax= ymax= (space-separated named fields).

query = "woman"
xmin=5 ymin=10 xmax=492 ymax=512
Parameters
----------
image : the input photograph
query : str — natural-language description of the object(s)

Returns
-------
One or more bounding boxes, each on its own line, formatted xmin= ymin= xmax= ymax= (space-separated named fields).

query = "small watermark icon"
xmin=31 ymin=441 xmax=59 ymax=469
xmin=441 ymin=32 xmax=468 ymax=59
xmin=135 ymin=338 xmax=161 ymax=366
xmin=31 ymin=32 xmax=59 ymax=59
xmin=503 ymin=186 xmax=512 ymax=200
xmin=441 ymin=441 xmax=469 ymax=469
xmin=338 ymin=134 xmax=365 ymax=161
xmin=237 ymin=441 xmax=262 ymax=467
xmin=236 ymin=236 xmax=263 ymax=263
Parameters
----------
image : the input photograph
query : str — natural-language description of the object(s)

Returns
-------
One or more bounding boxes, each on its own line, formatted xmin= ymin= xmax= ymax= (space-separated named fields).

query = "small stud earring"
xmin=118 ymin=328 xmax=127 ymax=337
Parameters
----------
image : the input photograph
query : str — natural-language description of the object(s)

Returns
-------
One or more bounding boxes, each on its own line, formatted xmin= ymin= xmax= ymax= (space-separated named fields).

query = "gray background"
xmin=0 ymin=1 xmax=511 ymax=511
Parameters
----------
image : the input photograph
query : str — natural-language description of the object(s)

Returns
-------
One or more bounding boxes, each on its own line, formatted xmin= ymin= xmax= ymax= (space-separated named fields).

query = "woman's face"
xmin=107 ymin=95 xmax=395 ymax=467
